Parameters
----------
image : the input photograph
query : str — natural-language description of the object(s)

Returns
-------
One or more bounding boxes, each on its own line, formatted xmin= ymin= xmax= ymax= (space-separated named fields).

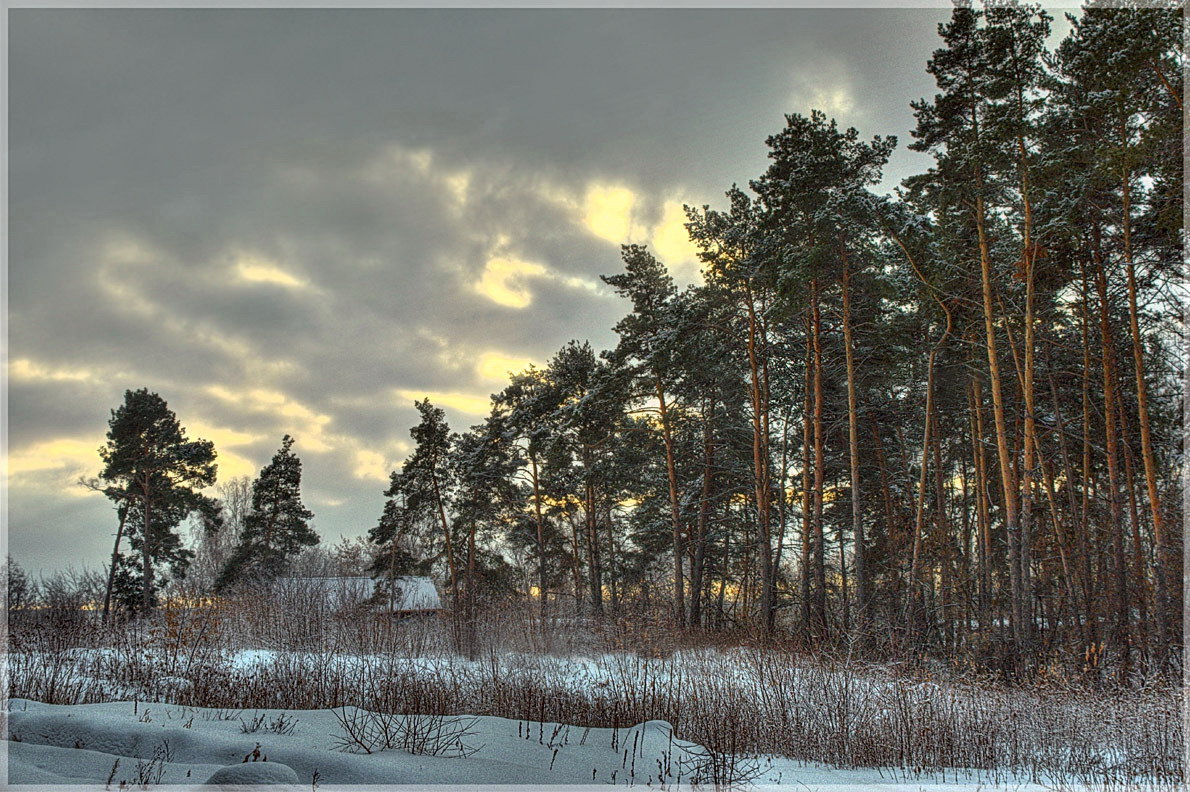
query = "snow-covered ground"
xmin=7 ymin=645 xmax=1179 ymax=789
xmin=6 ymin=698 xmax=1060 ymax=790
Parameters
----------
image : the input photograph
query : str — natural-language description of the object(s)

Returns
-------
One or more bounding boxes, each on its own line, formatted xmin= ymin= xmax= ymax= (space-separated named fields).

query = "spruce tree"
xmin=216 ymin=435 xmax=317 ymax=590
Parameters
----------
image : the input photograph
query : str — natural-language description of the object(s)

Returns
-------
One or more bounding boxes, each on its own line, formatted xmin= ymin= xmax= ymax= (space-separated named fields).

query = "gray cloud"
xmin=9 ymin=7 xmax=952 ymax=574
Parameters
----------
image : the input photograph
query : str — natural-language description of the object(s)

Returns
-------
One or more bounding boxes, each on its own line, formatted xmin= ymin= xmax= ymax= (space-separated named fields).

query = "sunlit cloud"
xmin=234 ymin=254 xmax=309 ymax=290
xmin=361 ymin=142 xmax=438 ymax=187
xmin=9 ymin=358 xmax=103 ymax=384
xmin=393 ymin=389 xmax=491 ymax=416
xmin=475 ymin=351 xmax=535 ymax=383
xmin=6 ymin=436 xmax=101 ymax=478
xmin=97 ymin=233 xmax=163 ymax=317
xmin=185 ymin=420 xmax=265 ymax=481
xmin=583 ymin=183 xmax=645 ymax=245
xmin=650 ymin=200 xmax=703 ymax=281
xmin=810 ymin=85 xmax=855 ymax=116
xmin=790 ymin=71 xmax=856 ymax=118
xmin=443 ymin=171 xmax=471 ymax=207
xmin=474 ymin=256 xmax=550 ymax=309
xmin=205 ymin=385 xmax=334 ymax=452
xmin=94 ymin=233 xmax=298 ymax=381
xmin=352 ymin=449 xmax=392 ymax=483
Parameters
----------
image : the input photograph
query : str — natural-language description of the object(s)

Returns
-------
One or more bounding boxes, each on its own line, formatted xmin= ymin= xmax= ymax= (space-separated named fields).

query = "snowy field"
xmin=7 ymin=698 xmax=1073 ymax=790
xmin=7 ymin=643 xmax=1182 ymax=789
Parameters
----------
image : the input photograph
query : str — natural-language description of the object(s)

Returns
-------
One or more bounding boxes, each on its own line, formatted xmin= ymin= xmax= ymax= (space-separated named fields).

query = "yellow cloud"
xmin=211 ymin=451 xmax=256 ymax=481
xmin=580 ymin=184 xmax=702 ymax=282
xmin=476 ymin=351 xmax=535 ymax=383
xmin=185 ymin=421 xmax=264 ymax=480
xmin=6 ymin=437 xmax=101 ymax=478
xmin=205 ymin=386 xmax=334 ymax=452
xmin=650 ymin=200 xmax=702 ymax=279
xmin=352 ymin=449 xmax=391 ymax=483
xmin=9 ymin=358 xmax=101 ymax=384
xmin=394 ymin=389 xmax=491 ymax=416
xmin=234 ymin=254 xmax=308 ymax=289
xmin=6 ymin=426 xmax=256 ymax=498
xmin=583 ymin=183 xmax=643 ymax=244
xmin=474 ymin=256 xmax=549 ymax=309
xmin=409 ymin=149 xmax=433 ymax=175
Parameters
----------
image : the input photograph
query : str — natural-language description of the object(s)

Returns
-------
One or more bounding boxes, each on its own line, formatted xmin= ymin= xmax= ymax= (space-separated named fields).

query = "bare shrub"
xmin=331 ymin=707 xmax=479 ymax=758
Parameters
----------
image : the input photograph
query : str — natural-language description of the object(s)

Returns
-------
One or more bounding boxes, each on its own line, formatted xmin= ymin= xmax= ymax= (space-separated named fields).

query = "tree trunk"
xmin=141 ymin=479 xmax=154 ymax=612
xmin=431 ymin=467 xmax=458 ymax=605
xmin=810 ymin=280 xmax=827 ymax=641
xmin=103 ymin=504 xmax=129 ymax=623
xmin=1078 ymin=261 xmax=1100 ymax=649
xmin=530 ymin=452 xmax=547 ymax=621
xmin=800 ymin=308 xmax=815 ymax=640
xmin=975 ymin=195 xmax=1023 ymax=657
xmin=690 ymin=409 xmax=715 ymax=629
xmin=1120 ymin=153 xmax=1173 ymax=659
xmin=1092 ymin=233 xmax=1131 ymax=669
xmin=841 ymin=256 xmax=867 ymax=637
xmin=655 ymin=378 xmax=686 ymax=629
xmin=969 ymin=376 xmax=993 ymax=633
xmin=744 ymin=283 xmax=776 ymax=635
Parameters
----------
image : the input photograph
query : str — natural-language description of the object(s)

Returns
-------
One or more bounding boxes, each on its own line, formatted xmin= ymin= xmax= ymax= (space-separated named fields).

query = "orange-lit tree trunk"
xmin=1120 ymin=147 xmax=1172 ymax=657
xmin=655 ymin=378 xmax=686 ymax=629
xmin=810 ymin=280 xmax=827 ymax=641
xmin=744 ymin=281 xmax=776 ymax=635
xmin=841 ymin=255 xmax=868 ymax=635
xmin=1092 ymin=235 xmax=1131 ymax=668
xmin=975 ymin=194 xmax=1024 ymax=653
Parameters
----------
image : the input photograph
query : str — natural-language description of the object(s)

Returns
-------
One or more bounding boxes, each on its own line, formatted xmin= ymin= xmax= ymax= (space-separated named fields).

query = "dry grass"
xmin=7 ymin=591 xmax=1184 ymax=790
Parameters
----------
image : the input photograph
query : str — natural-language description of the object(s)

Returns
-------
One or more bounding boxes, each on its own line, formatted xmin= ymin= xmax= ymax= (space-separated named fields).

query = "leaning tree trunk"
xmin=1120 ymin=154 xmax=1173 ymax=659
xmin=103 ymin=504 xmax=129 ymax=623
xmin=975 ymin=195 xmax=1024 ymax=658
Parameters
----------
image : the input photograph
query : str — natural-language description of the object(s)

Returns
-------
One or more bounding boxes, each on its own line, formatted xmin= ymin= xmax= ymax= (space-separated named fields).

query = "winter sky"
xmin=8 ymin=7 xmax=1077 ymax=574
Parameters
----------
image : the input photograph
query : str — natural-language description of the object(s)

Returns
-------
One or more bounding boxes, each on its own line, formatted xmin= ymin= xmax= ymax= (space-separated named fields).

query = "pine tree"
xmin=372 ymin=400 xmax=460 ymax=605
xmin=602 ymin=244 xmax=690 ymax=627
xmin=98 ymin=388 xmax=219 ymax=612
xmin=753 ymin=109 xmax=896 ymax=642
xmin=215 ymin=436 xmax=317 ymax=590
xmin=494 ymin=366 xmax=565 ymax=618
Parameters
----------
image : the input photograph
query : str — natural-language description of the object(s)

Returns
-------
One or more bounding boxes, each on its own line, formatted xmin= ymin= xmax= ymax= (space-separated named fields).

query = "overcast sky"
xmin=11 ymin=7 xmax=1079 ymax=575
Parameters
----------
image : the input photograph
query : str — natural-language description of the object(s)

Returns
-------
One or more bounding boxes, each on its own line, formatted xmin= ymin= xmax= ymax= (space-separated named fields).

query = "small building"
xmin=281 ymin=575 xmax=443 ymax=617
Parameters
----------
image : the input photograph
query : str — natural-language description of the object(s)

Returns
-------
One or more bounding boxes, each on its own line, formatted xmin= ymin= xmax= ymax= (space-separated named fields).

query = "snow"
xmin=204 ymin=761 xmax=301 ymax=785
xmin=6 ymin=698 xmax=1066 ymax=790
